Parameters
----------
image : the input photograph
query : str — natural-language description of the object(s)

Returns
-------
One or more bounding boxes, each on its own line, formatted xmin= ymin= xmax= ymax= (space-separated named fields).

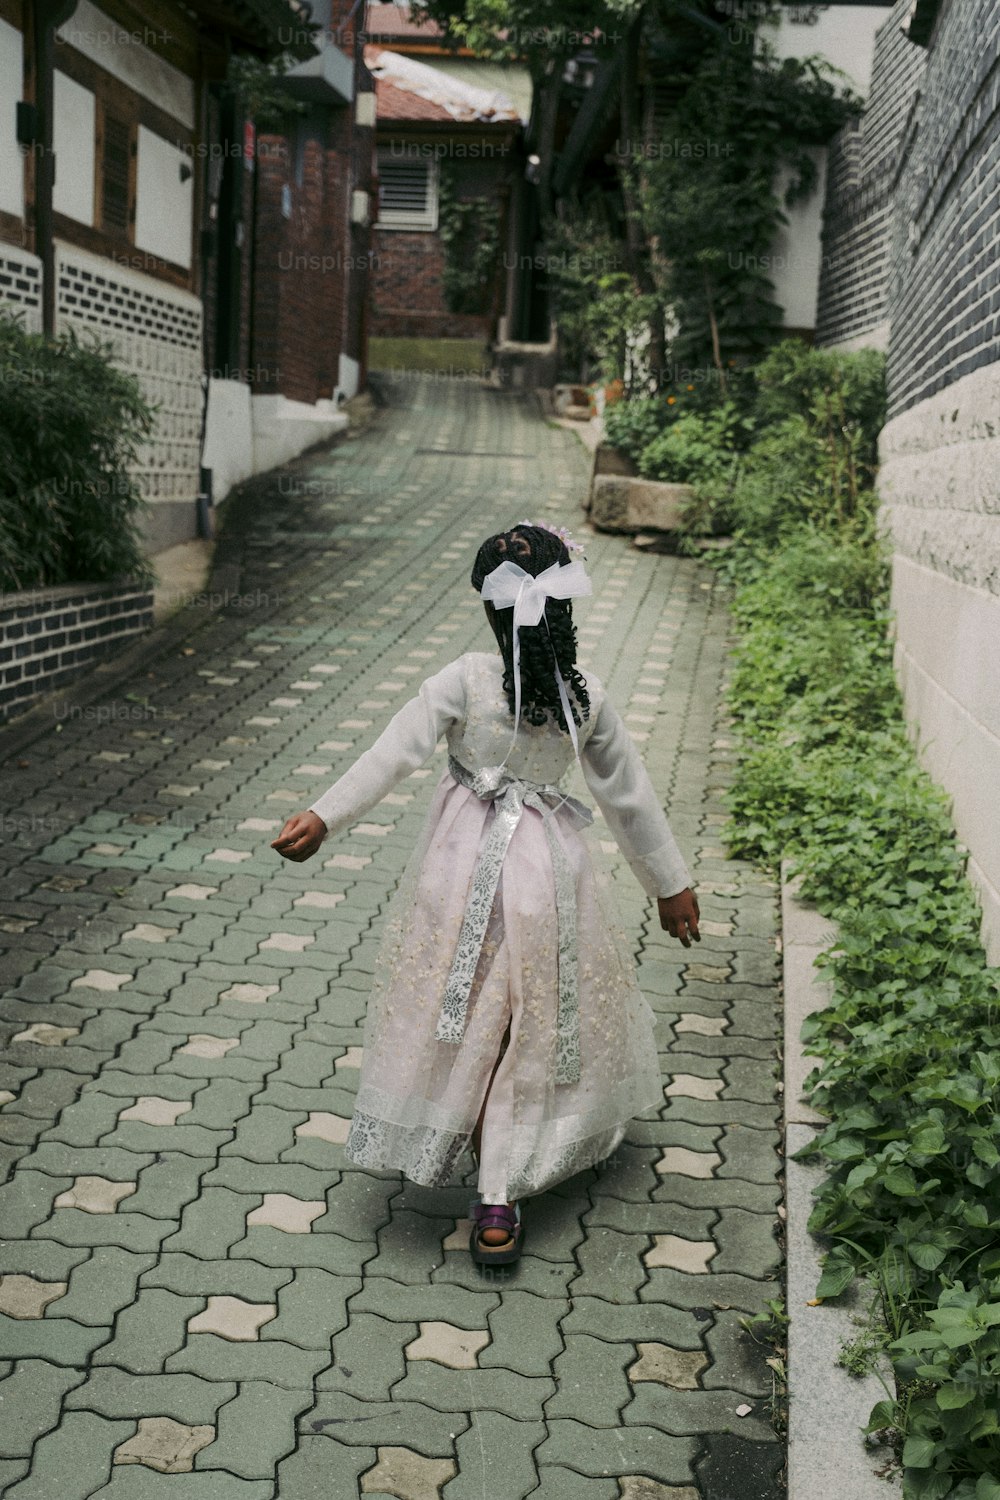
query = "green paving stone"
xmin=712 ymin=1206 xmax=782 ymax=1278
xmin=36 ymin=1207 xmax=171 ymax=1254
xmin=547 ymin=1333 xmax=635 ymax=1426
xmin=91 ymin=1470 xmax=274 ymax=1500
xmin=436 ymin=1248 xmax=576 ymax=1299
xmin=650 ymin=1175 xmax=780 ymax=1214
xmin=76 ymin=1071 xmax=203 ymax=1101
xmin=266 ymin=1269 xmax=360 ymax=1349
xmin=18 ymin=1143 xmax=155 ymax=1179
xmin=0 ymin=1459 xmax=30 ymax=1490
xmin=0 ymin=1170 xmax=69 ymax=1235
xmin=56 ymin=1248 xmax=156 ymax=1327
xmin=164 ymin=1053 xmax=267 ymax=1084
xmin=365 ymin=1209 xmax=453 ymax=1283
xmin=529 ymin=1467 xmax=619 ymax=1500
xmin=0 ymin=1361 xmax=86 ymax=1457
xmin=588 ymin=1143 xmax=662 ymax=1202
xmin=585 ymin=1198 xmax=717 ymax=1240
xmin=349 ymin=1275 xmax=499 ymax=1329
xmin=512 ymin=1190 xmax=589 ymax=1263
xmin=64 ymin=1367 xmax=235 ymax=1423
xmin=626 ymin=1118 xmax=723 ymax=1152
xmin=258 ymin=1080 xmax=357 ymax=1116
xmin=268 ymin=1041 xmax=336 ymax=1090
xmin=702 ymin=1307 xmax=773 ymax=1396
xmin=0 ymin=1238 xmax=89 ymax=1280
xmin=182 ymin=1078 xmax=256 ymax=1130
xmin=442 ymin=1411 xmax=545 ymax=1500
xmin=166 ymin=1333 xmax=329 ymax=1386
xmin=3 ymin=1411 xmax=133 ymax=1500
xmin=660 ymin=1097 xmax=779 ymax=1130
xmin=623 ymin=1383 xmax=776 ymax=1440
xmin=112 ymin=1032 xmax=175 ymax=1073
xmin=6 ymin=1069 xmax=83 ymax=1120
xmin=221 ymin=1105 xmax=306 ymax=1162
xmin=125 ymin=1155 xmax=206 ymax=1220
xmin=315 ymin=1310 xmax=416 ymax=1398
xmin=226 ymin=1020 xmax=300 ymax=1063
xmin=640 ymin=1267 xmax=777 ymax=1315
xmin=535 ymin=1420 xmax=698 ymax=1483
xmin=92 ymin=1288 xmax=200 ymax=1374
xmin=305 ymin=1392 xmax=467 ymax=1455
xmin=0 ymin=1314 xmax=110 ymax=1364
xmin=275 ymin=1438 xmax=376 ymax=1500
xmin=392 ymin=1360 xmax=554 ymax=1419
xmin=203 ymin=1157 xmax=340 ymax=1199
xmin=162 ymin=1187 xmax=257 ymax=1257
xmin=231 ymin=1224 xmax=377 ymax=1274
xmin=478 ymin=1289 xmax=566 ymax=1376
xmin=100 ymin=1120 xmax=231 ymax=1156
xmin=562 ymin=1295 xmax=705 ymax=1349
xmin=198 ymin=1382 xmax=314 ymax=1480
xmin=315 ymin=1170 xmax=399 ymax=1241
xmin=715 ymin=1123 xmax=783 ymax=1184
xmin=130 ymin=961 xmax=196 ymax=997
xmin=568 ymin=1226 xmax=651 ymax=1303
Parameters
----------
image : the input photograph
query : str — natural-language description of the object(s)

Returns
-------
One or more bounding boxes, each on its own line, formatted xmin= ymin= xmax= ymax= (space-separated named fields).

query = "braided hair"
xmin=471 ymin=524 xmax=591 ymax=736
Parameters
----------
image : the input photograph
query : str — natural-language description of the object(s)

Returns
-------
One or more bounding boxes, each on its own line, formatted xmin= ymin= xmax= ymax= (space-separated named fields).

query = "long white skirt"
xmin=343 ymin=767 xmax=665 ymax=1204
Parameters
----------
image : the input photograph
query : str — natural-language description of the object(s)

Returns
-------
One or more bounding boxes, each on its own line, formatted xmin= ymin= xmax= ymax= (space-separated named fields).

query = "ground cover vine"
xmin=629 ymin=339 xmax=1000 ymax=1498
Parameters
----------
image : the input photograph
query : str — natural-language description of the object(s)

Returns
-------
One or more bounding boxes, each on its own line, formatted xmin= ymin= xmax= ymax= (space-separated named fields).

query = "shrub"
xmin=0 ymin=311 xmax=155 ymax=593
xmin=602 ymin=395 xmax=674 ymax=466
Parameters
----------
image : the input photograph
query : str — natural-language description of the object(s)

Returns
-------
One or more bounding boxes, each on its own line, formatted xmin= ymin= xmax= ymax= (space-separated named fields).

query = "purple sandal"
xmin=469 ymin=1200 xmax=524 ymax=1266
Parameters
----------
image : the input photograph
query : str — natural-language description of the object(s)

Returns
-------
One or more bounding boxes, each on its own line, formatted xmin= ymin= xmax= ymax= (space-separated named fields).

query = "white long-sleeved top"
xmin=308 ymin=651 xmax=691 ymax=899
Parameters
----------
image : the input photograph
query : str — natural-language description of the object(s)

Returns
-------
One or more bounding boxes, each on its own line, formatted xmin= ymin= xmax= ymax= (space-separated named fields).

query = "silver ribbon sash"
xmin=435 ymin=756 xmax=593 ymax=1084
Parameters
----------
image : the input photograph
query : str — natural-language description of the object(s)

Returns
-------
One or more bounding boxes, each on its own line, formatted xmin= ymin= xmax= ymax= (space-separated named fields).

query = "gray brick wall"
xmin=0 ymin=582 xmax=154 ymax=722
xmin=814 ymin=0 xmax=926 ymax=351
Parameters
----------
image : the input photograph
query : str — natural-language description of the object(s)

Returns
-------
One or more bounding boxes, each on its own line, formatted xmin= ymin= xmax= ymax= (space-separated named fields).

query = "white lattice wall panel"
xmin=55 ymin=244 xmax=203 ymax=505
xmin=0 ymin=247 xmax=43 ymax=333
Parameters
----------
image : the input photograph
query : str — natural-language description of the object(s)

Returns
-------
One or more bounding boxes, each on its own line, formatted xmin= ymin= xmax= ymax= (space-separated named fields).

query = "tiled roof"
xmin=364 ymin=3 xmax=446 ymax=43
xmin=365 ymin=46 xmax=520 ymax=123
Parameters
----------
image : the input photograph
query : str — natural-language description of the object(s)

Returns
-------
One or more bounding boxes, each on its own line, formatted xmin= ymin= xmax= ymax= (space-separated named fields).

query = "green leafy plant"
xmin=715 ymin=339 xmax=1000 ymax=1496
xmin=438 ymin=165 xmax=503 ymax=318
xmin=0 ymin=312 xmax=155 ymax=593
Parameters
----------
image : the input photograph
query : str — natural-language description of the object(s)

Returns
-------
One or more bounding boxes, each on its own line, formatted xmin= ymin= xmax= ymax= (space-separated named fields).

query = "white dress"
xmin=308 ymin=650 xmax=691 ymax=1205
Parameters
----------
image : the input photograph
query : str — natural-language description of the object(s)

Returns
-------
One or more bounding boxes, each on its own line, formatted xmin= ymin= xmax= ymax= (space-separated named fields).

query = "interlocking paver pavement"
xmin=0 ymin=374 xmax=783 ymax=1497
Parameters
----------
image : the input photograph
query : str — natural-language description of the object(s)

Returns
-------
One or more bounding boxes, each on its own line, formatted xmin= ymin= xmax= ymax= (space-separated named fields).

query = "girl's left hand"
xmin=657 ymin=888 xmax=700 ymax=947
xmin=271 ymin=811 xmax=326 ymax=862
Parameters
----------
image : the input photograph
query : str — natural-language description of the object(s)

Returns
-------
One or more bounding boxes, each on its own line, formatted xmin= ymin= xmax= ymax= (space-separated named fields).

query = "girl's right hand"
xmin=271 ymin=811 xmax=326 ymax=862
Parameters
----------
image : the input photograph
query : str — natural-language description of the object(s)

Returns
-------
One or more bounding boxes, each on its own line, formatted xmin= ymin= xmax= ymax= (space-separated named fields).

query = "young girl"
xmin=272 ymin=523 xmax=700 ymax=1267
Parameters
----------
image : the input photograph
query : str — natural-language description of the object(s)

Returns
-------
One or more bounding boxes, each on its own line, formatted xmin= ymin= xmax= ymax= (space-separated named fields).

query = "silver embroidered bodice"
xmin=308 ymin=651 xmax=690 ymax=899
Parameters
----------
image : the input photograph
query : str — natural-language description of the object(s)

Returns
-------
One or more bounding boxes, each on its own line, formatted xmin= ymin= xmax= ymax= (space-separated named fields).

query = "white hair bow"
xmin=480 ymin=558 xmax=592 ymax=759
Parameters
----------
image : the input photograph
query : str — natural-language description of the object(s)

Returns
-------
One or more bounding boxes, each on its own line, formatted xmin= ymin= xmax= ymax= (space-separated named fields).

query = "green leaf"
xmin=815 ymin=1255 xmax=856 ymax=1299
xmin=883 ymin=1165 xmax=918 ymax=1196
xmin=975 ymin=1478 xmax=1000 ymax=1500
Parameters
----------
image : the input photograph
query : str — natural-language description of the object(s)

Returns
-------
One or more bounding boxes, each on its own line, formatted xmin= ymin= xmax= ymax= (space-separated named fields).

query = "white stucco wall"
xmin=0 ymin=19 xmax=23 ymax=219
xmin=136 ymin=125 xmax=193 ymax=269
xmin=53 ymin=69 xmax=96 ymax=226
xmin=55 ymin=0 xmax=195 ymax=128
xmin=878 ymin=360 xmax=1000 ymax=961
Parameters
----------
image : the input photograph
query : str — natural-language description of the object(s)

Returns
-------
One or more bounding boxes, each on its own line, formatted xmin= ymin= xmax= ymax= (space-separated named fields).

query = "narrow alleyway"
xmin=0 ymin=374 xmax=783 ymax=1499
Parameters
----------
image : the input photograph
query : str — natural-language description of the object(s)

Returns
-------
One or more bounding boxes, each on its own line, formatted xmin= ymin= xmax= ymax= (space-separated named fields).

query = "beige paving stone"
xmin=308 ymin=664 xmax=341 ymax=675
xmin=360 ymin=1446 xmax=457 ymax=1498
xmin=177 ymin=1035 xmax=240 ymax=1059
xmin=318 ymin=740 xmax=353 ymax=752
xmin=655 ymin=1147 xmax=722 ymax=1179
xmin=258 ymin=932 xmax=314 ymax=952
xmin=72 ymin=969 xmax=134 ymax=991
xmin=187 ymin=1296 xmax=277 ymax=1340
xmin=700 ymin=919 xmax=733 ymax=937
xmin=206 ymin=849 xmax=252 ymax=863
xmin=220 ymin=983 xmax=278 ymax=1004
xmin=293 ymin=891 xmax=345 ymax=910
xmin=352 ymin=823 xmax=390 ymax=837
xmin=665 ymin=1074 xmax=724 ymax=1100
xmin=405 ymin=1321 xmax=490 ymax=1369
xmin=674 ymin=1013 xmax=728 ymax=1037
xmin=296 ymin=1112 xmax=350 ymax=1143
xmin=619 ymin=1481 xmax=700 ymax=1500
xmin=628 ymin=1343 xmax=709 ymax=1389
xmin=270 ymin=697 xmax=302 ymax=708
xmin=54 ymin=1176 xmax=138 ymax=1213
xmin=293 ymin=765 xmax=332 ymax=776
xmin=194 ymin=759 xmax=231 ymax=770
xmin=340 ymin=718 xmax=373 ymax=729
xmin=88 ymin=843 xmax=126 ymax=856
xmin=683 ymin=963 xmax=731 ymax=983
xmin=247 ymin=716 xmax=280 ymax=726
xmin=119 ymin=1097 xmax=193 ymax=1125
xmin=324 ymin=854 xmax=372 ymax=870
xmin=643 ymin=1235 xmax=717 ymax=1273
xmin=0 ymin=1090 xmax=15 ymax=1105
xmin=442 ymin=1217 xmax=474 ymax=1251
xmin=92 ymin=751 xmax=130 ymax=763
xmin=334 ymin=1047 xmax=364 ymax=1070
xmin=247 ymin=1193 xmax=325 ymax=1233
xmin=290 ymin=680 xmax=322 ymax=691
xmin=122 ymin=924 xmax=179 ymax=944
xmin=238 ymin=819 xmax=281 ymax=832
xmin=12 ymin=1022 xmax=80 ymax=1045
xmin=0 ymin=1275 xmax=68 ymax=1318
xmin=113 ymin=1417 xmax=215 ymax=1473
xmin=167 ymin=885 xmax=219 ymax=900
xmin=163 ymin=785 xmax=200 ymax=797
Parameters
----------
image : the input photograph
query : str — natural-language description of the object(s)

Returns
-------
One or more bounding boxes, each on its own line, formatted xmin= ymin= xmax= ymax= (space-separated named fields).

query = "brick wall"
xmin=814 ymin=0 xmax=925 ymax=351
xmin=0 ymin=582 xmax=154 ymax=722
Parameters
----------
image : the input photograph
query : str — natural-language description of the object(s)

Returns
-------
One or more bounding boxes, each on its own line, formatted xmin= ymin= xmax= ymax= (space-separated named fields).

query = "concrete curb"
xmin=782 ymin=861 xmax=901 ymax=1497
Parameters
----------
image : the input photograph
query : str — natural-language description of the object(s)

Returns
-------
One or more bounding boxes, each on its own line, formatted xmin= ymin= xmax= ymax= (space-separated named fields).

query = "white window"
xmin=377 ymin=148 xmax=438 ymax=231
